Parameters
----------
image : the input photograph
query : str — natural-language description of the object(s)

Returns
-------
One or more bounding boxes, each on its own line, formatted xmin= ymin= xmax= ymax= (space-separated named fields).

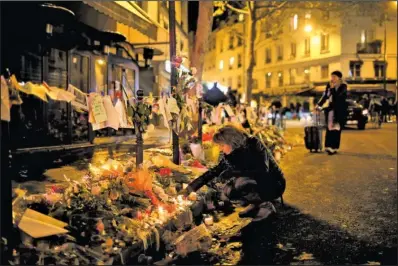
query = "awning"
xmin=83 ymin=1 xmax=157 ymax=40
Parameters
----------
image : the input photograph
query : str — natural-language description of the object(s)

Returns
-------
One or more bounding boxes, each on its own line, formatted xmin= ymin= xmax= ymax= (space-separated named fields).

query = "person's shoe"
xmin=252 ymin=202 xmax=276 ymax=222
xmin=325 ymin=147 xmax=332 ymax=154
xmin=328 ymin=148 xmax=337 ymax=155
xmin=238 ymin=204 xmax=258 ymax=218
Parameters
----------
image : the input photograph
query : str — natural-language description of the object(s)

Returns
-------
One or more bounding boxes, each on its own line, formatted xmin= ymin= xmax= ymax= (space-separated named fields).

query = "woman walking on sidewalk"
xmin=182 ymin=125 xmax=286 ymax=222
xmin=316 ymin=71 xmax=348 ymax=155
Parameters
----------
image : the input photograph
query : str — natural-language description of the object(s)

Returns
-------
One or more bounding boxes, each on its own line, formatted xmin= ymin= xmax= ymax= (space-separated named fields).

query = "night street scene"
xmin=0 ymin=1 xmax=397 ymax=265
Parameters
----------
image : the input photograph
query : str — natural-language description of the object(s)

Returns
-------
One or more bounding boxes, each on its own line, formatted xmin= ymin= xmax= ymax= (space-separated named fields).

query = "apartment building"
xmin=87 ymin=1 xmax=189 ymax=95
xmin=203 ymin=16 xmax=246 ymax=94
xmin=203 ymin=2 xmax=397 ymax=103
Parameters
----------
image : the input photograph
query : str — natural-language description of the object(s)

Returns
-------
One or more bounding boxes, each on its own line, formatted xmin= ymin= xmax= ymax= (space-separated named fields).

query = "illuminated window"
xmin=266 ymin=72 xmax=272 ymax=88
xmin=374 ymin=61 xmax=386 ymax=78
xmin=292 ymin=14 xmax=298 ymax=31
xmin=278 ymin=72 xmax=284 ymax=87
xmin=219 ymin=60 xmax=224 ymax=70
xmin=229 ymin=57 xmax=234 ymax=69
xmin=304 ymin=69 xmax=310 ymax=82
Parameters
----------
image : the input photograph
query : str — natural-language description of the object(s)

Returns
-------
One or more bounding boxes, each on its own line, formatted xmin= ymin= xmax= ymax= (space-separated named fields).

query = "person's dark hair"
xmin=213 ymin=125 xmax=248 ymax=150
xmin=331 ymin=70 xmax=343 ymax=79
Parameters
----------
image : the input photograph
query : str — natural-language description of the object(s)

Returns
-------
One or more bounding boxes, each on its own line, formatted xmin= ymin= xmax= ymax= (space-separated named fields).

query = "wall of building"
xmin=203 ymin=2 xmax=397 ymax=100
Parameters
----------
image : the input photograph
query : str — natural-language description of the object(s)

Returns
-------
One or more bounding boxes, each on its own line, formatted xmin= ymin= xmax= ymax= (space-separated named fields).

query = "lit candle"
xmin=204 ymin=216 xmax=214 ymax=226
xmin=188 ymin=192 xmax=197 ymax=201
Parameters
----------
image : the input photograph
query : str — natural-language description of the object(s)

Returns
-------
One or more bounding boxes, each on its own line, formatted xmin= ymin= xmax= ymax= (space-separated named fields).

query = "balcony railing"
xmin=357 ymin=41 xmax=382 ymax=54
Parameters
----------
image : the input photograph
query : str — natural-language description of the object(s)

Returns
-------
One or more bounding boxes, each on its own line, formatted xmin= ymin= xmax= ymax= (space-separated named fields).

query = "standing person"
xmin=296 ymin=102 xmax=302 ymax=120
xmin=381 ymin=96 xmax=389 ymax=123
xmin=182 ymin=125 xmax=286 ymax=221
xmin=316 ymin=71 xmax=348 ymax=155
xmin=270 ymin=100 xmax=282 ymax=126
xmin=389 ymin=98 xmax=395 ymax=122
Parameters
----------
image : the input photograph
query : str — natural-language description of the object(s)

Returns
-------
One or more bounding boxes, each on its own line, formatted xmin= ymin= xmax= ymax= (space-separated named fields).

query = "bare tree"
xmin=191 ymin=1 xmax=214 ymax=85
xmin=214 ymin=1 xmax=391 ymax=103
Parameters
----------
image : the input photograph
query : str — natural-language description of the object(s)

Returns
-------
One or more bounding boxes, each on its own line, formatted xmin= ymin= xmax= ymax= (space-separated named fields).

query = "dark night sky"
xmin=188 ymin=1 xmax=199 ymax=32
xmin=188 ymin=1 xmax=228 ymax=33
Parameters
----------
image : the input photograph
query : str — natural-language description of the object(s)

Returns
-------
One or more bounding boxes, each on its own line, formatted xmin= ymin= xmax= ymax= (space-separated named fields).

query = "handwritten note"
xmin=91 ymin=94 xmax=108 ymax=123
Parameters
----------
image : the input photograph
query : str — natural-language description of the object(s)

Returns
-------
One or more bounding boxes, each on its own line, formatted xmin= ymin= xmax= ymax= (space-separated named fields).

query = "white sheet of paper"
xmin=68 ymin=84 xmax=88 ymax=111
xmin=168 ymin=96 xmax=180 ymax=114
xmin=91 ymin=94 xmax=108 ymax=123
xmin=103 ymin=96 xmax=120 ymax=130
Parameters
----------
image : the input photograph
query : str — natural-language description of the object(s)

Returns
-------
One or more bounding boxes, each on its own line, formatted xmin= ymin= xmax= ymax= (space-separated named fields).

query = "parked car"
xmin=345 ymin=99 xmax=368 ymax=130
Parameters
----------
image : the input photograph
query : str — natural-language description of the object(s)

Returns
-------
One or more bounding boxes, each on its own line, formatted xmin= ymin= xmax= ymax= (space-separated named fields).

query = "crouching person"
xmin=182 ymin=125 xmax=286 ymax=222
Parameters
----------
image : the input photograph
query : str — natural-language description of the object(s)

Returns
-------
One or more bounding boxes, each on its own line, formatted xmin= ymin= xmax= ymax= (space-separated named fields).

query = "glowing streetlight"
xmin=304 ymin=25 xmax=313 ymax=33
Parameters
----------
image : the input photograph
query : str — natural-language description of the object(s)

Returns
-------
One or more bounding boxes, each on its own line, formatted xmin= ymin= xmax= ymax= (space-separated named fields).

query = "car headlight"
xmin=362 ymin=109 xmax=368 ymax=115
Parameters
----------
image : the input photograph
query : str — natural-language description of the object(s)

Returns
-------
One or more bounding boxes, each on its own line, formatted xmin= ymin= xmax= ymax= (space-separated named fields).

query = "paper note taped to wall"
xmin=91 ymin=94 xmax=108 ymax=123
xmin=68 ymin=84 xmax=88 ymax=111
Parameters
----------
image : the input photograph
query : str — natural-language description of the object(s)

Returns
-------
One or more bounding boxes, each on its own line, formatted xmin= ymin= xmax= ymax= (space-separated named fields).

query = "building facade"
xmin=203 ymin=2 xmax=397 ymax=104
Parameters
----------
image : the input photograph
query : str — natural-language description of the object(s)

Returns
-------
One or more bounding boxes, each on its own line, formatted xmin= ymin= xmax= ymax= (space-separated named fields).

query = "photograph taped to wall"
xmin=68 ymin=84 xmax=89 ymax=111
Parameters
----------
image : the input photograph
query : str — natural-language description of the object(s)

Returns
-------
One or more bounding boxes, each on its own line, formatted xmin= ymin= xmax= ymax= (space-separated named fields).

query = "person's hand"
xmin=315 ymin=105 xmax=322 ymax=111
xmin=329 ymin=81 xmax=335 ymax=88
xmin=178 ymin=186 xmax=193 ymax=197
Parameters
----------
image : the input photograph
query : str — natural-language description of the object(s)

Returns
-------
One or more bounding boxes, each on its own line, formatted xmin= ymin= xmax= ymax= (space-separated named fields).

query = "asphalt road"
xmin=240 ymin=123 xmax=397 ymax=265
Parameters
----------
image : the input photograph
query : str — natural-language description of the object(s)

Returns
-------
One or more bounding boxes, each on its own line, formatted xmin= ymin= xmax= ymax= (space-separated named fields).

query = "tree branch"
xmin=255 ymin=1 xmax=288 ymax=21
xmin=225 ymin=3 xmax=249 ymax=15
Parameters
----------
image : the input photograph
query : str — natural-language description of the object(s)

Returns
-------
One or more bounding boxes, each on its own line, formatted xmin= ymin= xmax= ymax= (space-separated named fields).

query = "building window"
xmin=219 ymin=60 xmax=224 ymax=70
xmin=277 ymin=45 xmax=283 ymax=61
xmin=321 ymin=65 xmax=329 ymax=79
xmin=304 ymin=68 xmax=310 ymax=82
xmin=304 ymin=38 xmax=311 ymax=56
xmin=374 ymin=61 xmax=386 ymax=78
xmin=229 ymin=34 xmax=234 ymax=49
xmin=265 ymin=48 xmax=271 ymax=64
xmin=253 ymin=79 xmax=258 ymax=90
xmin=291 ymin=14 xmax=298 ymax=31
xmin=289 ymin=69 xmax=295 ymax=85
xmin=360 ymin=29 xmax=374 ymax=44
xmin=278 ymin=72 xmax=284 ymax=87
xmin=266 ymin=72 xmax=272 ymax=88
xmin=349 ymin=61 xmax=362 ymax=79
xmin=291 ymin=43 xmax=296 ymax=58
xmin=237 ymin=37 xmax=243 ymax=46
xmin=238 ymin=75 xmax=242 ymax=88
xmin=180 ymin=41 xmax=184 ymax=52
xmin=229 ymin=57 xmax=234 ymax=70
xmin=321 ymin=33 xmax=329 ymax=52
xmin=237 ymin=54 xmax=242 ymax=68
xmin=220 ymin=40 xmax=224 ymax=52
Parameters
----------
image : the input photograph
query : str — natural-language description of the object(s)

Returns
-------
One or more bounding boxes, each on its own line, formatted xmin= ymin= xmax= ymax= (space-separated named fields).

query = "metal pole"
xmin=168 ymin=0 xmax=179 ymax=165
xmin=383 ymin=14 xmax=387 ymax=97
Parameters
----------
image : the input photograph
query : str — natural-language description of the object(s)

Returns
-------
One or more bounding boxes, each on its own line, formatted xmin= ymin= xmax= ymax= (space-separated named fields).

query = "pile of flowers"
xmin=11 ymin=155 xmax=197 ymax=265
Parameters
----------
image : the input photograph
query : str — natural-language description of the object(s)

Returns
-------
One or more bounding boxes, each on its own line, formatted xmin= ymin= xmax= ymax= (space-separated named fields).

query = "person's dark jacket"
xmin=318 ymin=83 xmax=348 ymax=124
xmin=186 ymin=136 xmax=286 ymax=201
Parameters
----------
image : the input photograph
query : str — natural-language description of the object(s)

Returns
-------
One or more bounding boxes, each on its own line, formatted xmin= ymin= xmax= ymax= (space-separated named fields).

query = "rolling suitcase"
xmin=304 ymin=111 xmax=323 ymax=152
